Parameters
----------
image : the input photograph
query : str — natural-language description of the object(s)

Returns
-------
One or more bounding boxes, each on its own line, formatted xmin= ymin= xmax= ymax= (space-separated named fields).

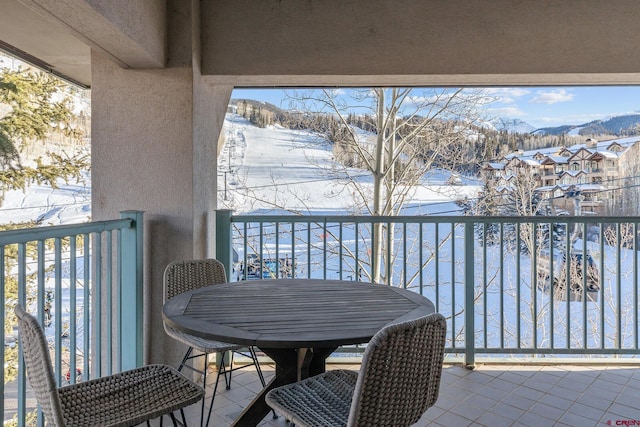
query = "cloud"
xmin=488 ymin=106 xmax=526 ymax=118
xmin=326 ymin=88 xmax=347 ymax=96
xmin=485 ymin=88 xmax=531 ymax=104
xmin=404 ymin=88 xmax=498 ymax=108
xmin=533 ymin=112 xmax=603 ymax=126
xmin=530 ymin=89 xmax=574 ymax=105
xmin=535 ymin=117 xmax=571 ymax=124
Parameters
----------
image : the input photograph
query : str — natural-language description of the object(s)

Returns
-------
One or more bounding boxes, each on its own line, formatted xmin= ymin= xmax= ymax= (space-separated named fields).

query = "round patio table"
xmin=162 ymin=278 xmax=435 ymax=427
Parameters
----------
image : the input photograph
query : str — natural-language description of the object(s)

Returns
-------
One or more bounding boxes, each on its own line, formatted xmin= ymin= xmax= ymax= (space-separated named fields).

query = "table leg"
xmin=231 ymin=348 xmax=297 ymax=427
xmin=297 ymin=346 xmax=337 ymax=378
xmin=308 ymin=347 xmax=337 ymax=376
xmin=230 ymin=346 xmax=338 ymax=427
xmin=297 ymin=348 xmax=313 ymax=380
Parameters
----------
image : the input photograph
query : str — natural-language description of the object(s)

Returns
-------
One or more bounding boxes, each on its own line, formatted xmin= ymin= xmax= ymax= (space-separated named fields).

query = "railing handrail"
xmin=1 ymin=211 xmax=144 ymax=426
xmin=230 ymin=213 xmax=640 ymax=224
xmin=0 ymin=218 xmax=133 ymax=245
xmin=221 ymin=210 xmax=640 ymax=368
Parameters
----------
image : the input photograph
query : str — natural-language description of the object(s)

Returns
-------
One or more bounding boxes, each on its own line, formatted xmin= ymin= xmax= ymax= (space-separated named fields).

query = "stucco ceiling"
xmin=0 ymin=0 xmax=91 ymax=87
xmin=3 ymin=0 xmax=640 ymax=90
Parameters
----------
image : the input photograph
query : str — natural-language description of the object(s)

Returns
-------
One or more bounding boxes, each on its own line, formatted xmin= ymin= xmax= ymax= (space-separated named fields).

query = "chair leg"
xmin=250 ymin=347 xmax=266 ymax=386
xmin=225 ymin=351 xmax=234 ymax=390
xmin=203 ymin=351 xmax=227 ymax=427
xmin=177 ymin=347 xmax=195 ymax=373
xmin=215 ymin=351 xmax=233 ymax=390
xmin=198 ymin=356 xmax=208 ymax=427
xmin=203 ymin=396 xmax=215 ymax=427
xmin=175 ymin=347 xmax=210 ymax=427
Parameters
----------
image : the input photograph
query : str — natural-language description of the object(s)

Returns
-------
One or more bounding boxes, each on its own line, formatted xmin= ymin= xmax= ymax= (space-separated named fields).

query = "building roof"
xmin=500 ymin=136 xmax=640 ymax=171
xmin=484 ymin=162 xmax=505 ymax=170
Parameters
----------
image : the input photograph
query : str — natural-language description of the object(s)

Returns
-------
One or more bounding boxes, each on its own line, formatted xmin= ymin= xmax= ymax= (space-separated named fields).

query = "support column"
xmin=192 ymin=70 xmax=233 ymax=259
xmin=91 ymin=51 xmax=191 ymax=365
xmin=91 ymin=30 xmax=232 ymax=365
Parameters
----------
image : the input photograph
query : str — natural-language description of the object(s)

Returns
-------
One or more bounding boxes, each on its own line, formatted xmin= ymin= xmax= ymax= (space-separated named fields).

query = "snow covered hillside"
xmin=218 ymin=113 xmax=481 ymax=215
xmin=0 ymin=112 xmax=481 ymax=227
xmin=0 ymin=172 xmax=91 ymax=226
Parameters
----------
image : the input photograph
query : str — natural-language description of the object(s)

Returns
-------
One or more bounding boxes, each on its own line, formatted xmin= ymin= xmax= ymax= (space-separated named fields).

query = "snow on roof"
xmin=598 ymin=136 xmax=640 ymax=148
xmin=500 ymin=137 xmax=640 ymax=168
xmin=560 ymin=170 xmax=584 ymax=178
xmin=544 ymin=155 xmax=569 ymax=164
xmin=574 ymin=183 xmax=606 ymax=191
xmin=534 ymin=185 xmax=557 ymax=192
xmin=567 ymin=143 xmax=589 ymax=152
xmin=485 ymin=162 xmax=505 ymax=170
xmin=594 ymin=150 xmax=619 ymax=159
xmin=504 ymin=146 xmax=562 ymax=161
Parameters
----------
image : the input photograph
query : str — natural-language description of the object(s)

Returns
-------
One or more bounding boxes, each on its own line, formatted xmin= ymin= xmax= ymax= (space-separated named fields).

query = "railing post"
xmin=216 ymin=209 xmax=233 ymax=280
xmin=214 ymin=210 xmax=234 ymax=369
xmin=119 ymin=210 xmax=144 ymax=370
xmin=464 ymin=223 xmax=476 ymax=369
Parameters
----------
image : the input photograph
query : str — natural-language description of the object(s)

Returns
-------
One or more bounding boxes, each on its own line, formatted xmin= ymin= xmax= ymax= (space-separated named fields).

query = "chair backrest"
xmin=348 ymin=312 xmax=447 ymax=427
xmin=15 ymin=304 xmax=67 ymax=426
xmin=163 ymin=258 xmax=227 ymax=301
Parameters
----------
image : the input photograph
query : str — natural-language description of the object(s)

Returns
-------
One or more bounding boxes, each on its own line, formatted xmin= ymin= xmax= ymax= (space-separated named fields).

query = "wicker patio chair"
xmin=265 ymin=312 xmax=447 ymax=427
xmin=163 ymin=258 xmax=269 ymax=427
xmin=15 ymin=304 xmax=203 ymax=427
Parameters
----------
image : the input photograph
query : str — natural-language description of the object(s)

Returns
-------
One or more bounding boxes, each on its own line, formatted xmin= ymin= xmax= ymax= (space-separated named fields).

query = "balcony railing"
xmin=1 ymin=211 xmax=143 ymax=427
xmin=216 ymin=210 xmax=640 ymax=367
xmin=5 ymin=209 xmax=639 ymax=424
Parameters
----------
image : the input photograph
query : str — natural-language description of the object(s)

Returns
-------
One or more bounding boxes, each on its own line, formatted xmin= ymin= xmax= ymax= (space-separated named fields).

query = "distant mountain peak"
xmin=533 ymin=113 xmax=640 ymax=136
xmin=491 ymin=117 xmax=536 ymax=134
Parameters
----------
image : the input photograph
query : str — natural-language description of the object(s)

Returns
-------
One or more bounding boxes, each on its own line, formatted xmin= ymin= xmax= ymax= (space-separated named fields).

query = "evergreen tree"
xmin=469 ymin=180 xmax=502 ymax=244
xmin=0 ymin=67 xmax=87 ymax=203
xmin=0 ymin=65 xmax=88 ymax=400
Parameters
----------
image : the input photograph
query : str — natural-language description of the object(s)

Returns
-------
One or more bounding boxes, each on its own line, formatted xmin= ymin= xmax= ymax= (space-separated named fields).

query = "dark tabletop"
xmin=162 ymin=278 xmax=435 ymax=349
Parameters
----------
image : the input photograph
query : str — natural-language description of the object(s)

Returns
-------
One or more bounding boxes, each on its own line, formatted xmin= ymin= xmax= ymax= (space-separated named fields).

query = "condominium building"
xmin=482 ymin=136 xmax=640 ymax=215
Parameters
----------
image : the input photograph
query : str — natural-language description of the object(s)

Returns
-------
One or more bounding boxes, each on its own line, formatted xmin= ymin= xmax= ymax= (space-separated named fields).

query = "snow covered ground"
xmin=0 ymin=172 xmax=91 ymax=226
xmin=3 ymin=112 xmax=638 ymax=357
xmin=219 ymin=113 xmax=480 ymax=215
xmin=1 ymin=113 xmax=478 ymax=227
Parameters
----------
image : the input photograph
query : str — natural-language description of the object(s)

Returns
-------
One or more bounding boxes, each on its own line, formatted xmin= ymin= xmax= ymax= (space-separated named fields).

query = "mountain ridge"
xmin=532 ymin=113 xmax=640 ymax=136
xmin=233 ymin=97 xmax=640 ymax=137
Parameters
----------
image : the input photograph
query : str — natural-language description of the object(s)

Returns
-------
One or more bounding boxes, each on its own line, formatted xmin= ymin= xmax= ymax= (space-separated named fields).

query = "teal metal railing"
xmin=216 ymin=211 xmax=640 ymax=367
xmin=1 ymin=211 xmax=143 ymax=427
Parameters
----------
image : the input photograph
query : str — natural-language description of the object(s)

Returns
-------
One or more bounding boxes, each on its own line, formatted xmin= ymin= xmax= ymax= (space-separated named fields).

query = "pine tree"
xmin=0 ymin=65 xmax=88 ymax=398
xmin=0 ymin=67 xmax=87 ymax=204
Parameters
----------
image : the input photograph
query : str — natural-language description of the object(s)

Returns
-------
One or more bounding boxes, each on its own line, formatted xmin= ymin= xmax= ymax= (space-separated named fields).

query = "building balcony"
xmin=2 ymin=211 xmax=639 ymax=426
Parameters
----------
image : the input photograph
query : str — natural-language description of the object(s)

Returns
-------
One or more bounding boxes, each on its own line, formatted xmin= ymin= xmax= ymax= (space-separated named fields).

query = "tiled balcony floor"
xmin=171 ymin=362 xmax=640 ymax=427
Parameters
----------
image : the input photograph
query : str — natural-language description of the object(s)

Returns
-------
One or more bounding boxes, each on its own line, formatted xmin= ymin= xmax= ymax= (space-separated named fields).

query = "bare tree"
xmin=286 ymin=88 xmax=489 ymax=284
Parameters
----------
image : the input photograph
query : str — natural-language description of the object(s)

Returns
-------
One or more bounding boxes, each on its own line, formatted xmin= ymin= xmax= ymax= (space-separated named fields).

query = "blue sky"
xmin=232 ymin=86 xmax=640 ymax=130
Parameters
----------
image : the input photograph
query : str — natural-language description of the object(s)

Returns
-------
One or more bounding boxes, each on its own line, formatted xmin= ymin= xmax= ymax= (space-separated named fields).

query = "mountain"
xmin=234 ymin=97 xmax=640 ymax=138
xmin=491 ymin=118 xmax=536 ymax=134
xmin=533 ymin=114 xmax=640 ymax=136
xmin=230 ymin=98 xmax=285 ymax=115
xmin=532 ymin=124 xmax=576 ymax=136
